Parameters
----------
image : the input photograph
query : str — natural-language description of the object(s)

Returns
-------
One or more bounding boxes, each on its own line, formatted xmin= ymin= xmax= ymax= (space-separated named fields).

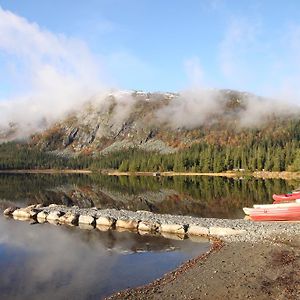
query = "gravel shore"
xmin=107 ymin=236 xmax=300 ymax=300
xmin=40 ymin=205 xmax=300 ymax=243
xmin=5 ymin=205 xmax=300 ymax=299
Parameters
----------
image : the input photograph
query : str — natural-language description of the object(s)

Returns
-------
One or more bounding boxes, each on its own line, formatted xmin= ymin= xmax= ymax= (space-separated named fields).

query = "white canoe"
xmin=253 ymin=202 xmax=300 ymax=209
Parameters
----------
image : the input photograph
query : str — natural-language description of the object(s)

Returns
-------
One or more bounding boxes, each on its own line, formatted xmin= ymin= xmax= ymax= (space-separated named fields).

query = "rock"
xmin=96 ymin=216 xmax=116 ymax=227
xmin=12 ymin=215 xmax=31 ymax=221
xmin=3 ymin=206 xmax=18 ymax=215
xmin=138 ymin=221 xmax=160 ymax=232
xmin=209 ymin=227 xmax=246 ymax=236
xmin=28 ymin=208 xmax=42 ymax=218
xmin=12 ymin=209 xmax=31 ymax=219
xmin=96 ymin=225 xmax=110 ymax=232
xmin=78 ymin=215 xmax=95 ymax=226
xmin=63 ymin=127 xmax=79 ymax=147
xmin=47 ymin=219 xmax=59 ymax=225
xmin=59 ymin=212 xmax=79 ymax=225
xmin=79 ymin=223 xmax=94 ymax=230
xmin=47 ymin=211 xmax=64 ymax=221
xmin=160 ymin=223 xmax=187 ymax=235
xmin=188 ymin=225 xmax=209 ymax=236
xmin=161 ymin=232 xmax=185 ymax=240
xmin=49 ymin=204 xmax=59 ymax=208
xmin=115 ymin=219 xmax=139 ymax=230
xmin=37 ymin=217 xmax=47 ymax=224
xmin=37 ymin=211 xmax=48 ymax=221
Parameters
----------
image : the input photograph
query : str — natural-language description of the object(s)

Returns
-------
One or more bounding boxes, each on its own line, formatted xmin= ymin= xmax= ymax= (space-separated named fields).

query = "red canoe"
xmin=243 ymin=206 xmax=300 ymax=215
xmin=243 ymin=205 xmax=300 ymax=221
xmin=272 ymin=192 xmax=300 ymax=203
xmin=249 ymin=212 xmax=300 ymax=221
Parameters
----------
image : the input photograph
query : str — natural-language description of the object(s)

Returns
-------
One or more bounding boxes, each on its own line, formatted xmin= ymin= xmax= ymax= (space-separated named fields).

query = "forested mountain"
xmin=1 ymin=89 xmax=300 ymax=172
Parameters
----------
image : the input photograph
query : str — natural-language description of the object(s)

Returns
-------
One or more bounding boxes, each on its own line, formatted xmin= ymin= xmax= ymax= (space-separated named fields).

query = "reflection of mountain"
xmin=0 ymin=174 xmax=296 ymax=218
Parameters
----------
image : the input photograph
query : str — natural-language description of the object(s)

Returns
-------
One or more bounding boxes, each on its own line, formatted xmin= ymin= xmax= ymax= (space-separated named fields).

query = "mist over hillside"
xmin=1 ymin=88 xmax=299 ymax=156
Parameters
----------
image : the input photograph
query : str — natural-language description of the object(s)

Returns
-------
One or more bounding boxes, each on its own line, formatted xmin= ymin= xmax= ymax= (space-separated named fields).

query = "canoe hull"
xmin=249 ymin=213 xmax=300 ymax=221
xmin=272 ymin=192 xmax=300 ymax=202
xmin=243 ymin=205 xmax=300 ymax=221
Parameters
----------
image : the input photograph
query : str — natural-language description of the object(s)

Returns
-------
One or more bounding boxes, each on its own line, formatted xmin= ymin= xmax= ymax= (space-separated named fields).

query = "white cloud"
xmin=0 ymin=6 xmax=107 ymax=137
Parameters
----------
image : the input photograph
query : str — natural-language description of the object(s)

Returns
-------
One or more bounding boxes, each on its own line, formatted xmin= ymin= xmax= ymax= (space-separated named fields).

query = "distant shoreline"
xmin=107 ymin=170 xmax=300 ymax=180
xmin=0 ymin=169 xmax=92 ymax=174
xmin=106 ymin=171 xmax=239 ymax=177
xmin=1 ymin=169 xmax=300 ymax=180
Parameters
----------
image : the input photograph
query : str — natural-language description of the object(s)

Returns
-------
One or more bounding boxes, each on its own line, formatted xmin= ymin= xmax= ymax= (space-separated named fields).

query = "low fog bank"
xmin=155 ymin=88 xmax=300 ymax=129
xmin=1 ymin=88 xmax=300 ymax=141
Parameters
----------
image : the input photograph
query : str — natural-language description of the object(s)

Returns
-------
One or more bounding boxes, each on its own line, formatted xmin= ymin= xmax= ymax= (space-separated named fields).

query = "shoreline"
xmin=107 ymin=170 xmax=300 ymax=180
xmin=106 ymin=239 xmax=224 ymax=300
xmin=1 ymin=168 xmax=300 ymax=180
xmin=0 ymin=169 xmax=92 ymax=174
xmin=107 ymin=236 xmax=300 ymax=300
xmin=4 ymin=205 xmax=300 ymax=299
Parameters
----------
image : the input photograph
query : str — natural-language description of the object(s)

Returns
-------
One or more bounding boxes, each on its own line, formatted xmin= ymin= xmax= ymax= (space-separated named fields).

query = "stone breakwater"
xmin=3 ymin=205 xmax=300 ymax=242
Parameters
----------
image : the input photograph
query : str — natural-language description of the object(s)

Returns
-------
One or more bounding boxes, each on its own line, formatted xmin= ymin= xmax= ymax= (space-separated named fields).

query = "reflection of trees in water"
xmin=0 ymin=174 xmax=299 ymax=218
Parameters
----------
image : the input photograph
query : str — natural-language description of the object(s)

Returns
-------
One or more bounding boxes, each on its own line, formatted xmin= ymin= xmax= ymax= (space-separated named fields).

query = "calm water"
xmin=0 ymin=215 xmax=209 ymax=300
xmin=0 ymin=173 xmax=298 ymax=218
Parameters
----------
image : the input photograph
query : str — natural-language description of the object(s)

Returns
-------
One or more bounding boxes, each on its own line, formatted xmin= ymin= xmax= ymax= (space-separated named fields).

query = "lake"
xmin=0 ymin=173 xmax=298 ymax=218
xmin=0 ymin=174 xmax=297 ymax=299
xmin=0 ymin=214 xmax=209 ymax=299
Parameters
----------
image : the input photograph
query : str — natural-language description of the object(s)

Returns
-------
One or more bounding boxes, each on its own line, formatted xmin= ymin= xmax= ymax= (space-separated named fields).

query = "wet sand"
xmin=107 ymin=235 xmax=300 ymax=300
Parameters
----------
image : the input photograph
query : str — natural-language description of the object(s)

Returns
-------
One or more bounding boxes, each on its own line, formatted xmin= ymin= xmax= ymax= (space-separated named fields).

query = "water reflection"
xmin=0 ymin=174 xmax=299 ymax=218
xmin=0 ymin=216 xmax=209 ymax=300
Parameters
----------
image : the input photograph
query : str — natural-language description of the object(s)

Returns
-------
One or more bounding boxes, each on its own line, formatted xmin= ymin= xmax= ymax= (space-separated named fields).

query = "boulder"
xmin=96 ymin=225 xmax=110 ymax=232
xmin=160 ymin=223 xmax=187 ymax=235
xmin=47 ymin=211 xmax=64 ymax=221
xmin=12 ymin=209 xmax=31 ymax=219
xmin=115 ymin=219 xmax=139 ymax=230
xmin=78 ymin=215 xmax=95 ymax=226
xmin=188 ymin=225 xmax=209 ymax=236
xmin=79 ymin=223 xmax=94 ymax=230
xmin=138 ymin=221 xmax=160 ymax=232
xmin=59 ymin=212 xmax=79 ymax=225
xmin=49 ymin=204 xmax=59 ymax=208
xmin=47 ymin=219 xmax=59 ymax=225
xmin=3 ymin=207 xmax=18 ymax=215
xmin=96 ymin=216 xmax=116 ymax=227
xmin=28 ymin=208 xmax=42 ymax=218
xmin=37 ymin=211 xmax=48 ymax=221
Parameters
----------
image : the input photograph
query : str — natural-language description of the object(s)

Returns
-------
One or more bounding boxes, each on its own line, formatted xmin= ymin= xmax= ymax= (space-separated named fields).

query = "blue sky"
xmin=1 ymin=0 xmax=300 ymax=98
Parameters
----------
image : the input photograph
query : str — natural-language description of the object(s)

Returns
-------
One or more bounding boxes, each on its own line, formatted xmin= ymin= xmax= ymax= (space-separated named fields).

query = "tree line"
xmin=1 ymin=117 xmax=300 ymax=172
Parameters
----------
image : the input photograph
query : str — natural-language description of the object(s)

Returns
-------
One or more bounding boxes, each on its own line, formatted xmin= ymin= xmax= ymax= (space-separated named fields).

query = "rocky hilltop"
xmin=1 ymin=89 xmax=300 ymax=172
xmin=25 ymin=89 xmax=272 ymax=155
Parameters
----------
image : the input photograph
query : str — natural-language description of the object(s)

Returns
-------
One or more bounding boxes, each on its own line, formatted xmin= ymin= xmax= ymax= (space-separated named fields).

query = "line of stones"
xmin=3 ymin=205 xmax=246 ymax=238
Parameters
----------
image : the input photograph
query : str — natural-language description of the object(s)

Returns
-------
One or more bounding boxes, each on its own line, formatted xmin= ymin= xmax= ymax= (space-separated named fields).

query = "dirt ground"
xmin=107 ymin=235 xmax=300 ymax=300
